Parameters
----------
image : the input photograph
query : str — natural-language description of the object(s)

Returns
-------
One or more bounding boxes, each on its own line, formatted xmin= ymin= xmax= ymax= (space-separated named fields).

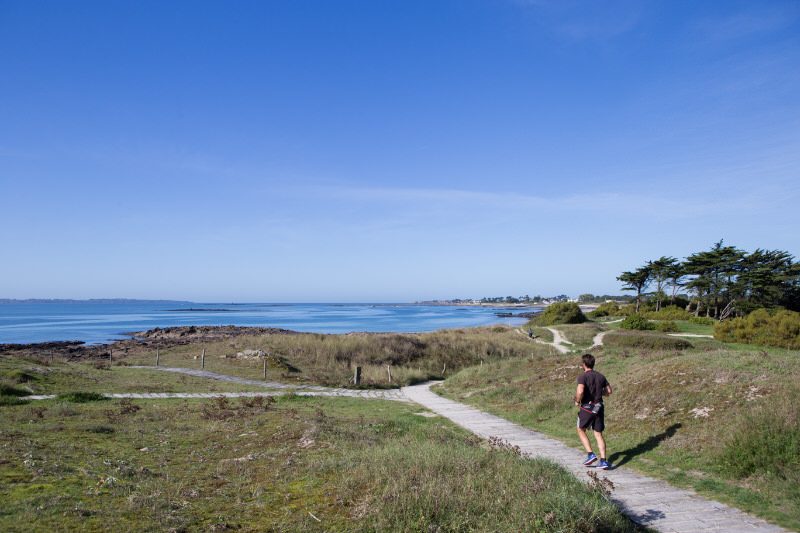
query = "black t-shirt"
xmin=577 ymin=370 xmax=609 ymax=404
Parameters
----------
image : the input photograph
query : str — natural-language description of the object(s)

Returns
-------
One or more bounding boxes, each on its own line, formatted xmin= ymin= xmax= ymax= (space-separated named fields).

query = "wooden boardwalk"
xmin=402 ymin=382 xmax=788 ymax=533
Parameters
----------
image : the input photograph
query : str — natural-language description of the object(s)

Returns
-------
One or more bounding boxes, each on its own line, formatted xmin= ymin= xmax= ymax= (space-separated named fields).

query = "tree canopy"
xmin=618 ymin=241 xmax=800 ymax=319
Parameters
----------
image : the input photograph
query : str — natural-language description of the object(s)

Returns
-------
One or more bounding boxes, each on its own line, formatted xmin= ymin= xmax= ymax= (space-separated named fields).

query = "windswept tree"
xmin=735 ymin=249 xmax=800 ymax=313
xmin=617 ymin=266 xmax=651 ymax=313
xmin=684 ymin=240 xmax=744 ymax=318
xmin=619 ymin=241 xmax=799 ymax=319
xmin=667 ymin=261 xmax=685 ymax=304
xmin=648 ymin=256 xmax=679 ymax=312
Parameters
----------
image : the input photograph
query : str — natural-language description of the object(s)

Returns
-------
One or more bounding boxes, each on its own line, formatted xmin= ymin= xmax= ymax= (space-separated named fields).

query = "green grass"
xmin=0 ymin=357 xmax=272 ymax=395
xmin=438 ymin=333 xmax=800 ymax=530
xmin=57 ymin=391 xmax=108 ymax=403
xmin=530 ymin=326 xmax=554 ymax=342
xmin=603 ymin=331 xmax=693 ymax=350
xmin=673 ymin=320 xmax=715 ymax=335
xmin=0 ymin=395 xmax=640 ymax=531
xmin=553 ymin=322 xmax=605 ymax=347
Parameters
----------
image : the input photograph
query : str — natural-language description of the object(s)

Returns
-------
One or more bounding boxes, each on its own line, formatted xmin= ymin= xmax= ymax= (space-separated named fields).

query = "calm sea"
xmin=0 ymin=301 xmax=539 ymax=345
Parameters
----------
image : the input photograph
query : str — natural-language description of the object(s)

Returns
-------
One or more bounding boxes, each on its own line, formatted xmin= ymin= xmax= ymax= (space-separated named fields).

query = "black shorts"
xmin=577 ymin=404 xmax=605 ymax=432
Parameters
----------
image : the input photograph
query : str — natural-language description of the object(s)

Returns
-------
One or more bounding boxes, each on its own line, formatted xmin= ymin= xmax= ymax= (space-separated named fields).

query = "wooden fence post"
xmin=353 ymin=366 xmax=362 ymax=385
xmin=263 ymin=358 xmax=267 ymax=380
xmin=387 ymin=365 xmax=392 ymax=383
xmin=155 ymin=348 xmax=160 ymax=367
xmin=201 ymin=348 xmax=205 ymax=369
xmin=109 ymin=348 xmax=112 ymax=368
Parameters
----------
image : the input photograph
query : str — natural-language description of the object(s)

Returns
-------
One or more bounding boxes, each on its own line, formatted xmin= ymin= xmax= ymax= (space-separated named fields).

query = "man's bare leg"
xmin=577 ymin=427 xmax=593 ymax=453
xmin=593 ymin=430 xmax=607 ymax=459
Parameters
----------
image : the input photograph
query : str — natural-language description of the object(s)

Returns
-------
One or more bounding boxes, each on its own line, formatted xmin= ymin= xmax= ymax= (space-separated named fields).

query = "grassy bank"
xmin=0 ymin=394 xmax=639 ymax=531
xmin=439 ymin=322 xmax=800 ymax=530
xmin=112 ymin=326 xmax=548 ymax=388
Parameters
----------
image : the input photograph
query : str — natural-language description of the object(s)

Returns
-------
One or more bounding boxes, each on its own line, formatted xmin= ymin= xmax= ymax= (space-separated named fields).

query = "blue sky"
xmin=1 ymin=0 xmax=799 ymax=302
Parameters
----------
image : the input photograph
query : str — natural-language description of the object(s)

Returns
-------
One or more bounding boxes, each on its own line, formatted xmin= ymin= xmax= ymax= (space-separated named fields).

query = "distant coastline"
xmin=166 ymin=308 xmax=236 ymax=312
xmin=0 ymin=298 xmax=192 ymax=305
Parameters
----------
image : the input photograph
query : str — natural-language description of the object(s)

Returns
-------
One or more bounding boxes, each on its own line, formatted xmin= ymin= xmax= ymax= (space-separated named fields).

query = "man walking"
xmin=575 ymin=353 xmax=612 ymax=469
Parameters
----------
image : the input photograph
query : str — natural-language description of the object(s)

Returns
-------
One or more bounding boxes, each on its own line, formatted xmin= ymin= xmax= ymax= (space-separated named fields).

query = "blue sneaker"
xmin=598 ymin=459 xmax=611 ymax=470
xmin=583 ymin=452 xmax=598 ymax=466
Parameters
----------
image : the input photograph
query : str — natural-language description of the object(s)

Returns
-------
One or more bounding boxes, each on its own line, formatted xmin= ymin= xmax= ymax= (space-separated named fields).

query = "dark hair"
xmin=581 ymin=354 xmax=595 ymax=369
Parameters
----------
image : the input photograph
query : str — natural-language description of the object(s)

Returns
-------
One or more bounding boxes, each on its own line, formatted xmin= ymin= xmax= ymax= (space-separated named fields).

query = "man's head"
xmin=581 ymin=353 xmax=595 ymax=370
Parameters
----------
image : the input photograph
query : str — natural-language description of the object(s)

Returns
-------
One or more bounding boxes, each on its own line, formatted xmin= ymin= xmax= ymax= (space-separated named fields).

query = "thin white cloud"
xmin=691 ymin=7 xmax=799 ymax=43
xmin=511 ymin=0 xmax=644 ymax=41
xmin=310 ymin=184 xmax=775 ymax=220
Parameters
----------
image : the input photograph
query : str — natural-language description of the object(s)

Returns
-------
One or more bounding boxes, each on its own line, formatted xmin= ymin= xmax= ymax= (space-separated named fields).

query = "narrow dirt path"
xmin=27 ymin=389 xmax=409 ymax=401
xmin=516 ymin=328 xmax=570 ymax=354
xmin=545 ymin=327 xmax=573 ymax=347
xmin=402 ymin=382 xmax=786 ymax=533
xmin=22 ymin=366 xmax=408 ymax=402
xmin=591 ymin=330 xmax=609 ymax=349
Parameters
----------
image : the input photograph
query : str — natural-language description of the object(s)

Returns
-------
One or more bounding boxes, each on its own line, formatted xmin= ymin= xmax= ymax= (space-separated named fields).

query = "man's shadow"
xmin=609 ymin=423 xmax=682 ymax=468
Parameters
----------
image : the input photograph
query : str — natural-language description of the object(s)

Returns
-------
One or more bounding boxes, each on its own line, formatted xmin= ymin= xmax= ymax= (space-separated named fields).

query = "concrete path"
xmin=402 ymin=382 xmax=787 ymax=533
xmin=668 ymin=333 xmax=714 ymax=339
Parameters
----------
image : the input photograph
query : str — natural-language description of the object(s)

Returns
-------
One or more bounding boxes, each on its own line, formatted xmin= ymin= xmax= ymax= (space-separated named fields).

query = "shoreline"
xmin=0 ymin=319 xmax=535 ymax=360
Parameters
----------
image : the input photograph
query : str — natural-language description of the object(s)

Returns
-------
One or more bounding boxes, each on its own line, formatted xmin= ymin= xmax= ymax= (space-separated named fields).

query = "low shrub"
xmin=603 ymin=331 xmax=692 ymax=350
xmin=0 ymin=383 xmax=32 ymax=397
xmin=0 ymin=395 xmax=29 ymax=406
xmin=655 ymin=320 xmax=679 ymax=332
xmin=718 ymin=393 xmax=799 ymax=481
xmin=531 ymin=302 xmax=586 ymax=326
xmin=644 ymin=306 xmax=692 ymax=321
xmin=714 ymin=309 xmax=800 ymax=349
xmin=86 ymin=425 xmax=115 ymax=434
xmin=4 ymin=370 xmax=38 ymax=383
xmin=588 ymin=302 xmax=620 ymax=318
xmin=326 ymin=431 xmax=638 ymax=532
xmin=58 ymin=392 xmax=108 ymax=403
xmin=619 ymin=314 xmax=655 ymax=331
xmin=689 ymin=316 xmax=715 ymax=326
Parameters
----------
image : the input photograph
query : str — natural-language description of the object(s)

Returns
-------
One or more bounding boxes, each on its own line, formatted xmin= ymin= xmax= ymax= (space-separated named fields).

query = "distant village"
xmin=416 ymin=294 xmax=632 ymax=306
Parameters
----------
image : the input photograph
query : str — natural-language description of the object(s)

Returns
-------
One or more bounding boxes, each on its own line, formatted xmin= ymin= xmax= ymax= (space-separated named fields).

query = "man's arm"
xmin=574 ymin=383 xmax=585 ymax=405
xmin=604 ymin=383 xmax=613 ymax=396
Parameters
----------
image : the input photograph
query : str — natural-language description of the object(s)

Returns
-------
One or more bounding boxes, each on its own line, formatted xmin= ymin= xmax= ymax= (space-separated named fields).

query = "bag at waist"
xmin=580 ymin=402 xmax=602 ymax=414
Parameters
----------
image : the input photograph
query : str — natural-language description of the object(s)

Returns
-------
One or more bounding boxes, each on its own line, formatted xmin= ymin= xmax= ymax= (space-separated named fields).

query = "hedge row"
xmin=714 ymin=309 xmax=800 ymax=349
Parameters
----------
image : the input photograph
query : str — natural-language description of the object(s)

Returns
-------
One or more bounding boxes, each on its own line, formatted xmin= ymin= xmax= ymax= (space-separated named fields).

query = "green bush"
xmin=0 ymin=395 xmax=30 ymax=406
xmin=531 ymin=302 xmax=586 ymax=326
xmin=603 ymin=331 xmax=692 ymax=351
xmin=655 ymin=320 xmax=679 ymax=332
xmin=58 ymin=392 xmax=108 ymax=403
xmin=644 ymin=306 xmax=692 ymax=320
xmin=3 ymin=370 xmax=38 ymax=383
xmin=619 ymin=314 xmax=655 ymax=331
xmin=714 ymin=309 xmax=800 ymax=349
xmin=588 ymin=302 xmax=620 ymax=318
xmin=0 ymin=384 xmax=31 ymax=397
xmin=689 ymin=316 xmax=715 ymax=326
